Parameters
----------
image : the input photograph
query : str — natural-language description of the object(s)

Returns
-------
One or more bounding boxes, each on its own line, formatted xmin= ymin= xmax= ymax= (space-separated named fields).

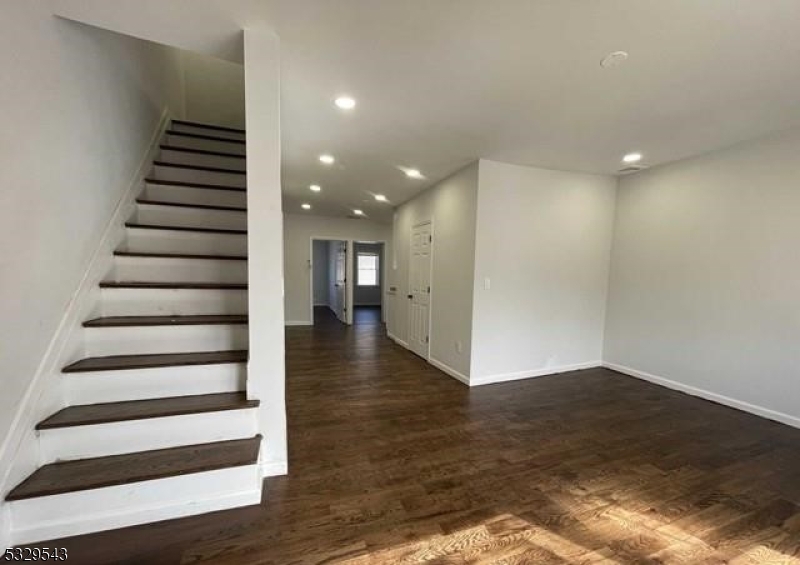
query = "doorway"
xmin=311 ymin=238 xmax=350 ymax=325
xmin=353 ymin=241 xmax=385 ymax=326
xmin=408 ymin=221 xmax=432 ymax=358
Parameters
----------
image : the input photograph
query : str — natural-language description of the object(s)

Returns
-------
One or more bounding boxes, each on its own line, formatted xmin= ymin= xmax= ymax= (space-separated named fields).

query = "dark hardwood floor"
xmin=25 ymin=306 xmax=800 ymax=563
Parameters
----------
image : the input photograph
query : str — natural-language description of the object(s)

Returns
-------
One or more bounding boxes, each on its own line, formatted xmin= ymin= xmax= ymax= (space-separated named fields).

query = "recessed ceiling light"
xmin=334 ymin=96 xmax=356 ymax=110
xmin=301 ymin=203 xmax=311 ymax=210
xmin=405 ymin=168 xmax=423 ymax=179
xmin=319 ymin=154 xmax=335 ymax=165
xmin=353 ymin=209 xmax=364 ymax=216
xmin=622 ymin=152 xmax=642 ymax=163
xmin=310 ymin=184 xmax=321 ymax=192
xmin=600 ymin=51 xmax=629 ymax=68
xmin=374 ymin=194 xmax=387 ymax=202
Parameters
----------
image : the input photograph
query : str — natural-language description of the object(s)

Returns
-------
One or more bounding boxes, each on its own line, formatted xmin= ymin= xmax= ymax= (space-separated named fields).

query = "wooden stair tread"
xmin=5 ymin=436 xmax=261 ymax=501
xmin=164 ymin=130 xmax=246 ymax=145
xmin=160 ymin=145 xmax=246 ymax=159
xmin=125 ymin=222 xmax=247 ymax=235
xmin=37 ymin=392 xmax=258 ymax=430
xmin=114 ymin=251 xmax=247 ymax=261
xmin=136 ymin=199 xmax=246 ymax=212
xmin=172 ymin=119 xmax=245 ymax=135
xmin=144 ymin=178 xmax=246 ymax=192
xmin=83 ymin=315 xmax=248 ymax=327
xmin=62 ymin=350 xmax=248 ymax=373
xmin=153 ymin=161 xmax=246 ymax=175
xmin=99 ymin=281 xmax=247 ymax=289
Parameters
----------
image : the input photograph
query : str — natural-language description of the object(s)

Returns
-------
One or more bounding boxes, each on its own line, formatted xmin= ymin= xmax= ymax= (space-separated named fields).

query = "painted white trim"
xmin=387 ymin=331 xmax=409 ymax=350
xmin=470 ymin=361 xmax=603 ymax=387
xmin=0 ymin=108 xmax=172 ymax=516
xmin=429 ymin=357 xmax=470 ymax=386
xmin=603 ymin=362 xmax=800 ymax=430
xmin=259 ymin=460 xmax=289 ymax=477
xmin=285 ymin=320 xmax=312 ymax=326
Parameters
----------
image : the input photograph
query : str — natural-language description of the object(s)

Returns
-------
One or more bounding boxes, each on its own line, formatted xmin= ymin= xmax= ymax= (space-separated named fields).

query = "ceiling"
xmin=49 ymin=0 xmax=800 ymax=223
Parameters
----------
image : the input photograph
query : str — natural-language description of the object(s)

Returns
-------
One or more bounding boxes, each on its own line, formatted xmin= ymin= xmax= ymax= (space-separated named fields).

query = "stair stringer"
xmin=0 ymin=108 xmax=171 ymax=546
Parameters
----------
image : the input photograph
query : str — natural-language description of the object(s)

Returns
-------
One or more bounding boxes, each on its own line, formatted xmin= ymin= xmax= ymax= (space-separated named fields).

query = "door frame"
xmin=308 ymin=237 xmax=353 ymax=325
xmin=408 ymin=220 xmax=434 ymax=360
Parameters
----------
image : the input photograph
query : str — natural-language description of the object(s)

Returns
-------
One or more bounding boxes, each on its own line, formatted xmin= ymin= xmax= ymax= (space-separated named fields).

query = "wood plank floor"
xmin=25 ymin=306 xmax=800 ymax=564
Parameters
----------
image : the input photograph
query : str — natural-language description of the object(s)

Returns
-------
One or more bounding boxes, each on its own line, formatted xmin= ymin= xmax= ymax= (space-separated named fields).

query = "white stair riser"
xmin=9 ymin=466 xmax=260 ymax=545
xmin=159 ymin=148 xmax=246 ymax=171
xmin=112 ymin=256 xmax=247 ymax=283
xmin=153 ymin=164 xmax=246 ymax=188
xmin=83 ymin=324 xmax=248 ymax=356
xmin=170 ymin=122 xmax=245 ymax=141
xmin=163 ymin=133 xmax=246 ymax=155
xmin=65 ymin=363 xmax=246 ymax=404
xmin=100 ymin=287 xmax=248 ymax=316
xmin=39 ymin=410 xmax=258 ymax=462
xmin=143 ymin=182 xmax=247 ymax=208
xmin=134 ymin=203 xmax=247 ymax=230
xmin=123 ymin=228 xmax=247 ymax=256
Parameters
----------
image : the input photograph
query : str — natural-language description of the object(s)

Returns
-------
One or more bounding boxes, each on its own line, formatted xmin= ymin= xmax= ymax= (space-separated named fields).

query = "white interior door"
xmin=408 ymin=222 xmax=432 ymax=358
xmin=334 ymin=241 xmax=347 ymax=323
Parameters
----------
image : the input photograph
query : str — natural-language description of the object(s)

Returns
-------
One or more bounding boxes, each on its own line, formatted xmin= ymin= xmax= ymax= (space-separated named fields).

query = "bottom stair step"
xmin=6 ymin=436 xmax=261 ymax=501
xmin=37 ymin=392 xmax=258 ymax=429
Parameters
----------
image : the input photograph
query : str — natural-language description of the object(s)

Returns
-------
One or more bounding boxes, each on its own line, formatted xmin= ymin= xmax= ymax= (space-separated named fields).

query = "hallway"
xmin=34 ymin=308 xmax=800 ymax=563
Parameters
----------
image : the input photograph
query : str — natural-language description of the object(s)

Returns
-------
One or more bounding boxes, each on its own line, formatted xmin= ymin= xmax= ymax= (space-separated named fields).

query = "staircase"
xmin=6 ymin=120 xmax=262 ymax=544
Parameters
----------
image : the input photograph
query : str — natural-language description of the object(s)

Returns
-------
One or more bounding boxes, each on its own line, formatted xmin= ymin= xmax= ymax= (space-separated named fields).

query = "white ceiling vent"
xmin=617 ymin=165 xmax=646 ymax=175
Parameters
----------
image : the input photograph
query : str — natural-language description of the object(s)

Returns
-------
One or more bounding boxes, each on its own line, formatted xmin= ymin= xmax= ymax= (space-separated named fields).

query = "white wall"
xmin=0 ymin=6 xmax=184 ymax=528
xmin=283 ymin=214 xmax=392 ymax=325
xmin=469 ymin=160 xmax=617 ymax=385
xmin=243 ymin=29 xmax=287 ymax=474
xmin=605 ymin=127 xmax=800 ymax=427
xmin=182 ymin=51 xmax=245 ymax=128
xmin=312 ymin=240 xmax=330 ymax=306
xmin=389 ymin=162 xmax=479 ymax=378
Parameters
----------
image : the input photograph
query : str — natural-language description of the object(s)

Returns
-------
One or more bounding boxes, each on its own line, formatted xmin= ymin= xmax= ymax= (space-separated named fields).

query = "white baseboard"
xmin=285 ymin=320 xmax=312 ymax=326
xmin=387 ymin=332 xmax=409 ymax=349
xmin=0 ymin=108 xmax=172 ymax=511
xmin=259 ymin=460 xmax=288 ymax=478
xmin=603 ymin=362 xmax=800 ymax=430
xmin=428 ymin=357 xmax=470 ymax=386
xmin=470 ymin=361 xmax=603 ymax=387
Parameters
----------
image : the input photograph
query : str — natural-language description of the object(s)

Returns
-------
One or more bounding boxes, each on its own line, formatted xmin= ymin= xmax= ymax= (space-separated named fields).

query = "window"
xmin=357 ymin=253 xmax=379 ymax=286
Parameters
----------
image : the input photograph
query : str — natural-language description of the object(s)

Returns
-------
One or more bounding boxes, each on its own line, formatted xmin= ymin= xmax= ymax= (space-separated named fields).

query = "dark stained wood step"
xmin=114 ymin=251 xmax=247 ymax=261
xmin=62 ymin=350 xmax=248 ymax=373
xmin=37 ymin=392 xmax=258 ymax=430
xmin=153 ymin=161 xmax=246 ymax=175
xmin=160 ymin=145 xmax=246 ymax=159
xmin=136 ymin=199 xmax=247 ymax=212
xmin=125 ymin=222 xmax=247 ymax=235
xmin=99 ymin=281 xmax=247 ymax=290
xmin=144 ymin=178 xmax=246 ymax=193
xmin=172 ymin=119 xmax=245 ymax=135
xmin=5 ymin=436 xmax=261 ymax=501
xmin=164 ymin=130 xmax=246 ymax=145
xmin=83 ymin=315 xmax=248 ymax=328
